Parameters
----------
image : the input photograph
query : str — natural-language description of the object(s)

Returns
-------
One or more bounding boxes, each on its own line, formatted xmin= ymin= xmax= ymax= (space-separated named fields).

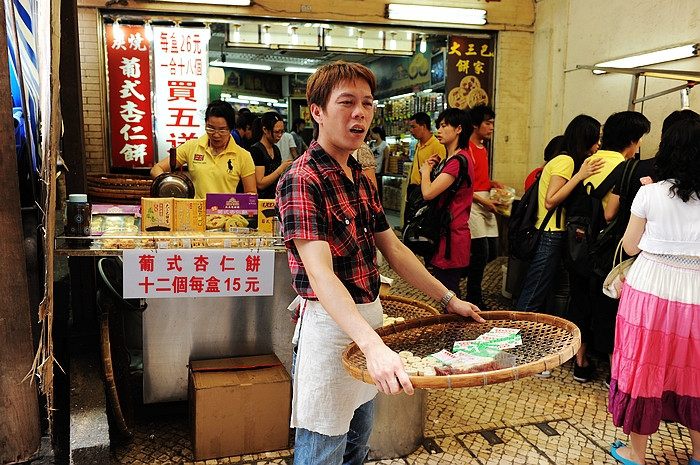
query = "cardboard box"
xmin=141 ymin=197 xmax=172 ymax=232
xmin=173 ymin=198 xmax=206 ymax=232
xmin=205 ymin=193 xmax=258 ymax=229
xmin=189 ymin=354 xmax=291 ymax=460
xmin=257 ymin=198 xmax=276 ymax=233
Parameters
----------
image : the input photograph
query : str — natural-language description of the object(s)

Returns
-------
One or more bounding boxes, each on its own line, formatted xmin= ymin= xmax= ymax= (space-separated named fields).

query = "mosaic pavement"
xmin=111 ymin=257 xmax=695 ymax=464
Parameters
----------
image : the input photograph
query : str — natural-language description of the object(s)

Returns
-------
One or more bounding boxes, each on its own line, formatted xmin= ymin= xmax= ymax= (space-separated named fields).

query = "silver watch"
xmin=440 ymin=290 xmax=456 ymax=309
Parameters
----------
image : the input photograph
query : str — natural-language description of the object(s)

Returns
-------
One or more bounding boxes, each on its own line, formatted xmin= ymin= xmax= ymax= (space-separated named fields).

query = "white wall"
xmin=529 ymin=0 xmax=699 ymax=170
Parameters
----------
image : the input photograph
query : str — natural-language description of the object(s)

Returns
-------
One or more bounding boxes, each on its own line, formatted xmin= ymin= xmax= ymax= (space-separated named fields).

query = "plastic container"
xmin=66 ymin=193 xmax=92 ymax=236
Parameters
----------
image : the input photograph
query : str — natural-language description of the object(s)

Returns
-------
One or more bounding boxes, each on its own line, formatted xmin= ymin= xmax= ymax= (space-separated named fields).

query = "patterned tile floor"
xmin=112 ymin=257 xmax=695 ymax=465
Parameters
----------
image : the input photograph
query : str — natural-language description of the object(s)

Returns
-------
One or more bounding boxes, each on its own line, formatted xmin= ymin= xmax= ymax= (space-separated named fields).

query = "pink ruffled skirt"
xmin=609 ymin=252 xmax=700 ymax=435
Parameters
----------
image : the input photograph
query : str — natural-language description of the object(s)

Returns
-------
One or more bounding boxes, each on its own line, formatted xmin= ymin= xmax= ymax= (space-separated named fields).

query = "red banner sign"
xmin=106 ymin=24 xmax=155 ymax=168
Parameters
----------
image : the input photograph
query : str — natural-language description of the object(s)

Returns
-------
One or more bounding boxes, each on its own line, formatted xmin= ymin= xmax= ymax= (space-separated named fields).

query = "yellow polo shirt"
xmin=176 ymin=134 xmax=256 ymax=199
xmin=583 ymin=149 xmax=625 ymax=210
xmin=409 ymin=135 xmax=446 ymax=185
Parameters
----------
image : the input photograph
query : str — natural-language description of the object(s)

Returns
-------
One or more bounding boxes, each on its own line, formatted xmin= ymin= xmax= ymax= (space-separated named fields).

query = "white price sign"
xmin=122 ymin=248 xmax=274 ymax=298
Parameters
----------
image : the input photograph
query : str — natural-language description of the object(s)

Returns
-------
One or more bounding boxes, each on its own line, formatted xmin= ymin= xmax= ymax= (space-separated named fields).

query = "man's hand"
xmin=362 ymin=341 xmax=414 ymax=395
xmin=445 ymin=298 xmax=486 ymax=323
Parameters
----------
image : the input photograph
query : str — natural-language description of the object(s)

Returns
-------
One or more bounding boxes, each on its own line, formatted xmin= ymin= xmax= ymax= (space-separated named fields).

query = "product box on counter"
xmin=188 ymin=354 xmax=291 ymax=460
xmin=90 ymin=204 xmax=141 ymax=235
xmin=257 ymin=199 xmax=276 ymax=234
xmin=173 ymin=198 xmax=206 ymax=232
xmin=141 ymin=197 xmax=172 ymax=232
xmin=205 ymin=193 xmax=258 ymax=230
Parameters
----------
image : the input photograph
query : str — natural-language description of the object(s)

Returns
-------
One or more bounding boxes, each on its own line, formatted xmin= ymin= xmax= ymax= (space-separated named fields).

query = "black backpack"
xmin=588 ymin=158 xmax=640 ymax=277
xmin=402 ymin=154 xmax=471 ymax=260
xmin=562 ymin=161 xmax=618 ymax=277
xmin=507 ymin=173 xmax=561 ymax=261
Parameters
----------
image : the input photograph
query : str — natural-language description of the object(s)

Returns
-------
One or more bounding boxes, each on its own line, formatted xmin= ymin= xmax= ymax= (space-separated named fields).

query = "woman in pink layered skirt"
xmin=609 ymin=119 xmax=700 ymax=465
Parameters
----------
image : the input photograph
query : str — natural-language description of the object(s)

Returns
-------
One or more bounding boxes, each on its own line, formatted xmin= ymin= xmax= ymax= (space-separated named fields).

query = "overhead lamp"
xmin=285 ymin=66 xmax=318 ymax=74
xmin=262 ymin=25 xmax=271 ymax=46
xmin=324 ymin=29 xmax=332 ymax=47
xmin=386 ymin=4 xmax=486 ymax=25
xmin=348 ymin=27 xmax=354 ymax=37
xmin=378 ymin=31 xmax=384 ymax=39
xmin=209 ymin=60 xmax=272 ymax=71
xmin=238 ymin=95 xmax=281 ymax=104
xmin=389 ymin=32 xmax=396 ymax=51
xmin=290 ymin=26 xmax=298 ymax=45
xmin=112 ymin=19 xmax=124 ymax=42
xmin=593 ymin=43 xmax=698 ymax=74
xmin=420 ymin=35 xmax=427 ymax=53
xmin=389 ymin=92 xmax=415 ymax=100
xmin=357 ymin=30 xmax=364 ymax=49
xmin=151 ymin=0 xmax=251 ymax=4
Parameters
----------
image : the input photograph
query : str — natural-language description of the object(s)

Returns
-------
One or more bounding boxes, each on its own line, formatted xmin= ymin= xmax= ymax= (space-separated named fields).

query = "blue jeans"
xmin=293 ymin=399 xmax=375 ymax=465
xmin=516 ymin=231 xmax=564 ymax=312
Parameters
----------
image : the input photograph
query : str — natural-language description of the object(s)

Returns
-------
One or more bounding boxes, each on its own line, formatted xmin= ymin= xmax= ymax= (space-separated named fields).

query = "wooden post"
xmin=0 ymin=0 xmax=42 ymax=462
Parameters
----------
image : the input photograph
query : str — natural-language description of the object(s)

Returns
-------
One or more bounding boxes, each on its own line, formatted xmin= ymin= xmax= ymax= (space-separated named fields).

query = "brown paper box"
xmin=189 ymin=354 xmax=291 ymax=460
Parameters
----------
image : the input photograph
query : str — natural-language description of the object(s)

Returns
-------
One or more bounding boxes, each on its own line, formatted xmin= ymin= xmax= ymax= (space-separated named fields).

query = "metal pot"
xmin=150 ymin=147 xmax=195 ymax=198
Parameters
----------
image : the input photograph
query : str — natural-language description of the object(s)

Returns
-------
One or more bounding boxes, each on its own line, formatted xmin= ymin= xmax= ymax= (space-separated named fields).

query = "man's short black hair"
xmin=236 ymin=111 xmax=256 ymax=130
xmin=469 ymin=104 xmax=495 ymax=127
xmin=410 ymin=112 xmax=431 ymax=128
xmin=600 ymin=111 xmax=651 ymax=152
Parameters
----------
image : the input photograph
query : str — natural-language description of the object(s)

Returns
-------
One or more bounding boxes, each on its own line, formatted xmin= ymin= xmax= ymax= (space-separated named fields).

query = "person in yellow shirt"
xmin=404 ymin=112 xmax=446 ymax=225
xmin=150 ymin=100 xmax=257 ymax=199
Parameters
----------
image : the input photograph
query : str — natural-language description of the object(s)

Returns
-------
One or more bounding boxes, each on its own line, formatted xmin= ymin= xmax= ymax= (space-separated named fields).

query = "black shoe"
xmin=573 ymin=361 xmax=596 ymax=383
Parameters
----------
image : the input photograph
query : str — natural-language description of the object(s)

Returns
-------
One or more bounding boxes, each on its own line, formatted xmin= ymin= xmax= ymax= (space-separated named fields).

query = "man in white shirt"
xmin=276 ymin=130 xmax=299 ymax=162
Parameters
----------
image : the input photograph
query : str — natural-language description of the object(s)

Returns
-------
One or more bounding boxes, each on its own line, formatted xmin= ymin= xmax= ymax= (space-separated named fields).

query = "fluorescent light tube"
xmin=285 ymin=67 xmax=318 ymax=74
xmin=238 ymin=95 xmax=280 ymax=104
xmin=209 ymin=61 xmax=271 ymax=71
xmin=594 ymin=44 xmax=698 ymax=74
xmin=387 ymin=4 xmax=486 ymax=25
xmin=151 ymin=0 xmax=251 ymax=5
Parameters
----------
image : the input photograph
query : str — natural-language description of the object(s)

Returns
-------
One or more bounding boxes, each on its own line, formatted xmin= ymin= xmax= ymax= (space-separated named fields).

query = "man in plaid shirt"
xmin=276 ymin=61 xmax=483 ymax=465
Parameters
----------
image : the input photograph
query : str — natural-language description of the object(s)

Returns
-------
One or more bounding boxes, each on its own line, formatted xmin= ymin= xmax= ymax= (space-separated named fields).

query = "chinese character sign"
xmin=106 ymin=24 xmax=155 ymax=168
xmin=445 ymin=37 xmax=495 ymax=110
xmin=152 ymin=26 xmax=211 ymax=162
xmin=122 ymin=249 xmax=274 ymax=298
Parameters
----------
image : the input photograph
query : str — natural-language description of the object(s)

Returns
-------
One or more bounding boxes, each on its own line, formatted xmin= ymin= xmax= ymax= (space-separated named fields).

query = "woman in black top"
xmin=250 ymin=111 xmax=293 ymax=199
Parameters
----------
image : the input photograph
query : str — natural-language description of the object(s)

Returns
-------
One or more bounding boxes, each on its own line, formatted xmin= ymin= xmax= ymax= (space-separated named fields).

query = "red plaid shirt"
xmin=275 ymin=140 xmax=390 ymax=303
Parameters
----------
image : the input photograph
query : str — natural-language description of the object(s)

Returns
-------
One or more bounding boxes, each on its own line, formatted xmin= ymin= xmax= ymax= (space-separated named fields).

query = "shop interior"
xmin=107 ymin=15 xmax=491 ymax=223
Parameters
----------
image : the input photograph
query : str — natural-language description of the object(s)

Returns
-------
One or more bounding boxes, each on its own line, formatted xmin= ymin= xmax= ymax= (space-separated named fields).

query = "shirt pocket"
xmin=329 ymin=202 xmax=360 ymax=257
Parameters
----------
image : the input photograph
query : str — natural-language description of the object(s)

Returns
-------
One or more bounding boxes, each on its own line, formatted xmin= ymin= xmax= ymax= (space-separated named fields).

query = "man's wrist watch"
xmin=440 ymin=290 xmax=456 ymax=309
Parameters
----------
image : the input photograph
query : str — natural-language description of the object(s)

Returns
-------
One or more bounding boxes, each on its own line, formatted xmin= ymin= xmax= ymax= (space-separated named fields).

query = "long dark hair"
xmin=562 ymin=114 xmax=600 ymax=170
xmin=436 ymin=108 xmax=472 ymax=150
xmin=654 ymin=118 xmax=700 ymax=202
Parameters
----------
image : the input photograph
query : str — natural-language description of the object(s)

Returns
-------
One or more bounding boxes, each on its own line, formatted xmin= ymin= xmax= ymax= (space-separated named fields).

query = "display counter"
xmin=56 ymin=231 xmax=297 ymax=404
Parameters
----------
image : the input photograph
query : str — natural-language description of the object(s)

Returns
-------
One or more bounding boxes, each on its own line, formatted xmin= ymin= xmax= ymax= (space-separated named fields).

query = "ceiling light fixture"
xmin=386 ymin=4 xmax=486 ymax=25
xmin=112 ymin=19 xmax=124 ymax=42
xmin=238 ymin=95 xmax=281 ymax=104
xmin=389 ymin=32 xmax=396 ymax=51
xmin=593 ymin=43 xmax=698 ymax=74
xmin=357 ymin=30 xmax=365 ymax=49
xmin=285 ymin=66 xmax=318 ymax=74
xmin=420 ymin=35 xmax=427 ymax=53
xmin=209 ymin=60 xmax=272 ymax=71
xmin=324 ymin=29 xmax=332 ymax=47
xmin=151 ymin=0 xmax=251 ymax=5
xmin=290 ymin=26 xmax=298 ymax=45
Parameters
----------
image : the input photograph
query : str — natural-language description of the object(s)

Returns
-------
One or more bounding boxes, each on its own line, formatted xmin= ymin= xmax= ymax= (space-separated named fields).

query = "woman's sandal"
xmin=610 ymin=441 xmax=642 ymax=465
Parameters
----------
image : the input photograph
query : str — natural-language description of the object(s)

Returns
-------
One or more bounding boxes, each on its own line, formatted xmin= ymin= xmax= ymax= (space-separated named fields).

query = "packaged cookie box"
xmin=141 ymin=197 xmax=172 ymax=232
xmin=173 ymin=198 xmax=206 ymax=232
xmin=257 ymin=199 xmax=276 ymax=234
xmin=205 ymin=193 xmax=258 ymax=230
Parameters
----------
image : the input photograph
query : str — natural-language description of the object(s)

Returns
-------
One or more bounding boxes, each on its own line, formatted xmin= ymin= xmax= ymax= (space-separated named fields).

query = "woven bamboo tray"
xmin=342 ymin=311 xmax=581 ymax=389
xmin=380 ymin=295 xmax=440 ymax=320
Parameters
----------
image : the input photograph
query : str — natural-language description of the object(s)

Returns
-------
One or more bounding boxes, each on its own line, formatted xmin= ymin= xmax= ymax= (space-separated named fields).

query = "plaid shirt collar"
xmin=307 ymin=140 xmax=363 ymax=179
